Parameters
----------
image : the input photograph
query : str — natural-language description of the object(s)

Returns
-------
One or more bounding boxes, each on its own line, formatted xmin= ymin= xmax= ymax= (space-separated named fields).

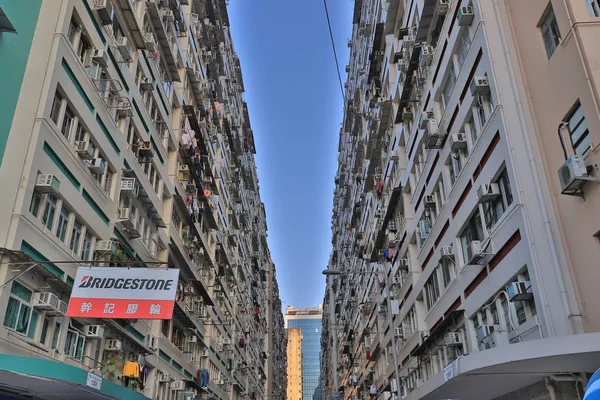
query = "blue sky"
xmin=227 ymin=1 xmax=353 ymax=310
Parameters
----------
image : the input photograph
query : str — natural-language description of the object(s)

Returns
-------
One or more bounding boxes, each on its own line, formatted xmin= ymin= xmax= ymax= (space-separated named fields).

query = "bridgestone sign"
xmin=66 ymin=267 xmax=180 ymax=319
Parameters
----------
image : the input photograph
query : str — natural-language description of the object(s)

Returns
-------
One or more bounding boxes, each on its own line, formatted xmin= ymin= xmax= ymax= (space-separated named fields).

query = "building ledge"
xmin=406 ymin=332 xmax=600 ymax=400
xmin=0 ymin=354 xmax=150 ymax=400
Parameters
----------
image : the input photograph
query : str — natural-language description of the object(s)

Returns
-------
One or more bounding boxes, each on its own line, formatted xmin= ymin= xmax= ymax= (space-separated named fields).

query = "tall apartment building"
xmin=0 ymin=0 xmax=284 ymax=399
xmin=287 ymin=328 xmax=303 ymax=400
xmin=322 ymin=0 xmax=600 ymax=400
xmin=287 ymin=306 xmax=323 ymax=400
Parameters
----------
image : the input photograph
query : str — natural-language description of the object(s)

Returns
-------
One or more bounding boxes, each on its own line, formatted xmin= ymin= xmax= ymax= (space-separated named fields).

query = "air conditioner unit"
xmin=162 ymin=10 xmax=174 ymax=22
xmin=91 ymin=0 xmax=113 ymax=25
xmin=470 ymin=76 xmax=490 ymax=95
xmin=420 ymin=45 xmax=434 ymax=66
xmin=184 ymin=285 xmax=195 ymax=295
xmin=402 ymin=35 xmax=414 ymax=47
xmin=159 ymin=371 xmax=170 ymax=382
xmin=91 ymin=49 xmax=109 ymax=67
xmin=437 ymin=0 xmax=451 ymax=14
xmin=33 ymin=292 xmax=61 ymax=311
xmin=187 ymin=335 xmax=198 ymax=343
xmin=393 ymin=327 xmax=404 ymax=338
xmin=424 ymin=194 xmax=436 ymax=208
xmin=449 ymin=133 xmax=467 ymax=150
xmin=116 ymin=37 xmax=131 ymax=61
xmin=444 ymin=332 xmax=461 ymax=346
xmin=506 ymin=281 xmax=533 ymax=302
xmin=467 ymin=240 xmax=486 ymax=265
xmin=87 ymin=158 xmax=106 ymax=175
xmin=35 ymin=174 xmax=60 ymax=193
xmin=117 ymin=208 xmax=136 ymax=230
xmin=558 ymin=155 xmax=591 ymax=193
xmin=74 ymin=141 xmax=92 ymax=159
xmin=95 ymin=239 xmax=117 ymax=253
xmin=222 ymin=338 xmax=231 ymax=345
xmin=171 ymin=380 xmax=186 ymax=391
xmin=105 ymin=339 xmax=122 ymax=351
xmin=364 ymin=335 xmax=373 ymax=348
xmin=477 ymin=183 xmax=501 ymax=203
xmin=84 ymin=325 xmax=105 ymax=339
xmin=140 ymin=77 xmax=155 ymax=91
xmin=403 ymin=107 xmax=414 ymax=120
xmin=375 ymin=209 xmax=384 ymax=218
xmin=214 ymin=284 xmax=222 ymax=291
xmin=202 ymin=349 xmax=210 ymax=357
xmin=440 ymin=246 xmax=454 ymax=258
xmin=419 ymin=220 xmax=430 ymax=239
xmin=120 ymin=178 xmax=139 ymax=196
xmin=138 ymin=140 xmax=154 ymax=158
xmin=457 ymin=6 xmax=475 ymax=26
xmin=475 ymin=325 xmax=497 ymax=342
xmin=147 ymin=335 xmax=158 ymax=350
xmin=143 ymin=32 xmax=157 ymax=52
xmin=397 ymin=258 xmax=408 ymax=267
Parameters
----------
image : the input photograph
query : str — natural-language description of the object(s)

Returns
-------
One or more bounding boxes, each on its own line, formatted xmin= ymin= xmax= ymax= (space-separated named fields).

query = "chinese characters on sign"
xmin=66 ymin=267 xmax=180 ymax=319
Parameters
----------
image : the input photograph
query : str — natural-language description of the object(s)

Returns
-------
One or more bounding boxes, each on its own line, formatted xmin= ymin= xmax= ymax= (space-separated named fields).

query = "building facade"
xmin=287 ymin=328 xmax=303 ymax=400
xmin=0 ymin=0 xmax=285 ymax=400
xmin=287 ymin=306 xmax=323 ymax=400
xmin=322 ymin=0 xmax=600 ymax=400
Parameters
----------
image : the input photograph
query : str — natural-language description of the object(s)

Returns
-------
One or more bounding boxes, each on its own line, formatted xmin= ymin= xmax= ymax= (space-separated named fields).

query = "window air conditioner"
xmin=34 ymin=292 xmax=60 ymax=311
xmin=187 ymin=336 xmax=198 ymax=343
xmin=171 ymin=380 xmax=186 ymax=391
xmin=440 ymin=246 xmax=454 ymax=258
xmin=397 ymin=258 xmax=408 ymax=267
xmin=506 ymin=281 xmax=533 ymax=302
xmin=402 ymin=35 xmax=414 ymax=47
xmin=444 ymin=332 xmax=461 ymax=346
xmin=424 ymin=195 xmax=436 ymax=208
xmin=159 ymin=371 xmax=170 ymax=382
xmin=222 ymin=338 xmax=231 ymax=345
xmin=116 ymin=37 xmax=131 ymax=61
xmin=35 ymin=174 xmax=60 ymax=194
xmin=470 ymin=76 xmax=490 ymax=95
xmin=403 ymin=107 xmax=414 ymax=120
xmin=143 ymin=32 xmax=157 ymax=52
xmin=105 ymin=339 xmax=123 ymax=351
xmin=458 ymin=6 xmax=475 ymax=26
xmin=91 ymin=0 xmax=113 ymax=25
xmin=138 ymin=140 xmax=154 ymax=158
xmin=202 ymin=349 xmax=210 ymax=357
xmin=74 ymin=140 xmax=93 ymax=159
xmin=162 ymin=10 xmax=174 ymax=22
xmin=477 ymin=183 xmax=501 ymax=203
xmin=394 ymin=327 xmax=404 ymax=338
xmin=449 ymin=133 xmax=467 ymax=150
xmin=91 ymin=48 xmax=109 ymax=67
xmin=558 ymin=155 xmax=591 ymax=194
xmin=420 ymin=45 xmax=434 ymax=66
xmin=120 ymin=178 xmax=139 ymax=196
xmin=88 ymin=158 xmax=106 ymax=175
xmin=95 ymin=239 xmax=117 ymax=253
xmin=437 ymin=0 xmax=451 ymax=14
xmin=467 ymin=240 xmax=486 ymax=265
xmin=84 ymin=325 xmax=105 ymax=339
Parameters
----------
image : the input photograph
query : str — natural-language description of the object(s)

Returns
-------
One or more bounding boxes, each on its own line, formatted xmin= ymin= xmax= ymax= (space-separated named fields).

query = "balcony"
xmin=113 ymin=0 xmax=147 ymax=49
xmin=145 ymin=1 xmax=180 ymax=81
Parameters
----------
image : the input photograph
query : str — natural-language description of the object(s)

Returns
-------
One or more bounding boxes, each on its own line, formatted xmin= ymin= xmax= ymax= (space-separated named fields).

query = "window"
xmin=64 ymin=328 xmax=86 ymax=358
xmin=482 ymin=168 xmax=514 ymax=230
xmin=586 ymin=0 xmax=600 ymax=17
xmin=70 ymin=219 xmax=82 ymax=252
xmin=540 ymin=6 xmax=561 ymax=58
xmin=460 ymin=210 xmax=485 ymax=264
xmin=61 ymin=105 xmax=75 ymax=140
xmin=40 ymin=317 xmax=51 ymax=345
xmin=440 ymin=258 xmax=455 ymax=288
xmin=50 ymin=92 xmax=63 ymax=125
xmin=29 ymin=190 xmax=42 ymax=217
xmin=81 ymin=231 xmax=93 ymax=260
xmin=51 ymin=321 xmax=61 ymax=350
xmin=42 ymin=194 xmax=58 ymax=228
xmin=455 ymin=29 xmax=472 ymax=72
xmin=3 ymin=282 xmax=36 ymax=338
xmin=56 ymin=205 xmax=70 ymax=242
xmin=566 ymin=102 xmax=591 ymax=156
xmin=425 ymin=272 xmax=440 ymax=310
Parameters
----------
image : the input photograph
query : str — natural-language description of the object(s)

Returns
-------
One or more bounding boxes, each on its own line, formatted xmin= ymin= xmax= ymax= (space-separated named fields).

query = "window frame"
xmin=539 ymin=6 xmax=561 ymax=58
xmin=565 ymin=102 xmax=591 ymax=156
xmin=3 ymin=281 xmax=36 ymax=338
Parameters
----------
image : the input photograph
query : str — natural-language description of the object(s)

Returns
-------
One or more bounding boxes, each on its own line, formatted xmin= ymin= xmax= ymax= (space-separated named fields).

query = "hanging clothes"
xmin=370 ymin=383 xmax=377 ymax=394
xmin=122 ymin=361 xmax=140 ymax=379
xmin=139 ymin=366 xmax=148 ymax=389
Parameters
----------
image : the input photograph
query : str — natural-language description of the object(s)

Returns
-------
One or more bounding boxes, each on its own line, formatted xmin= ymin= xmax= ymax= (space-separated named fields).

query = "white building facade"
xmin=0 ymin=0 xmax=284 ymax=399
xmin=322 ymin=0 xmax=600 ymax=399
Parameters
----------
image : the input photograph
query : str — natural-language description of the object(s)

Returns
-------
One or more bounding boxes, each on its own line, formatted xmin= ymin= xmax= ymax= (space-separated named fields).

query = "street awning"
xmin=0 ymin=354 xmax=150 ymax=400
xmin=406 ymin=332 xmax=600 ymax=400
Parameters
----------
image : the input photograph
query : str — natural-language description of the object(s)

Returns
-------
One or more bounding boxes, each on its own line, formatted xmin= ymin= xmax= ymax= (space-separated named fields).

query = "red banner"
xmin=67 ymin=298 xmax=175 ymax=319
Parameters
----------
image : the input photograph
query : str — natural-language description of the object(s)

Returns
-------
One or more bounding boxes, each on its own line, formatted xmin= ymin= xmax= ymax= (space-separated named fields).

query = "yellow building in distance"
xmin=287 ymin=328 xmax=303 ymax=400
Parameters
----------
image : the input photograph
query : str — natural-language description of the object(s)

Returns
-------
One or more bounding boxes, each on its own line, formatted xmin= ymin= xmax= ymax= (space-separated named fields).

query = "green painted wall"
xmin=0 ymin=0 xmax=42 ymax=166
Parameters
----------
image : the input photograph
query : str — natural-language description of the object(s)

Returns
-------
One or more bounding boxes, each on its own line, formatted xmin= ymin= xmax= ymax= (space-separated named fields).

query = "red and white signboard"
xmin=67 ymin=267 xmax=180 ymax=319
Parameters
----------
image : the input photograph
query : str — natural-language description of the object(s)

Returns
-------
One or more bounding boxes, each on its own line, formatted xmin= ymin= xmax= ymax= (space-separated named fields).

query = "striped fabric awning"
xmin=585 ymin=369 xmax=600 ymax=400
